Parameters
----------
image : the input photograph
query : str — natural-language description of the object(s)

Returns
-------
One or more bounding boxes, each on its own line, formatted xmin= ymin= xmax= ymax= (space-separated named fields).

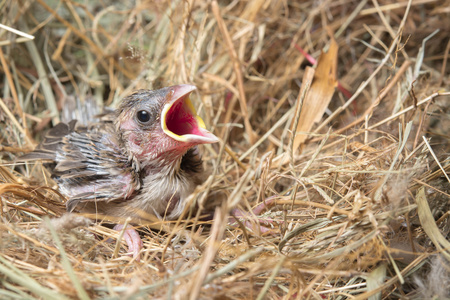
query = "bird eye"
xmin=137 ymin=110 xmax=151 ymax=123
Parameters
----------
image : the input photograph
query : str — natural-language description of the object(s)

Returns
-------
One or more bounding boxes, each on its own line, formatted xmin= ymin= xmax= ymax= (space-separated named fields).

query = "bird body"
xmin=23 ymin=85 xmax=218 ymax=224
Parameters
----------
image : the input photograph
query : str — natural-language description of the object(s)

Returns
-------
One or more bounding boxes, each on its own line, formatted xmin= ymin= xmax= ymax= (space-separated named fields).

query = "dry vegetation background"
xmin=1 ymin=0 xmax=449 ymax=299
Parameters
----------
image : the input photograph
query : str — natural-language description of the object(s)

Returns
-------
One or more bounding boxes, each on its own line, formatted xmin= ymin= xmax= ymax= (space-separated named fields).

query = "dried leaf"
xmin=292 ymin=38 xmax=338 ymax=150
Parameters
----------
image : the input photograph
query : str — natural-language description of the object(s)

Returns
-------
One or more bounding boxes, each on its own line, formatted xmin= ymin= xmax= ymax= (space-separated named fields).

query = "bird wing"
xmin=21 ymin=120 xmax=139 ymax=212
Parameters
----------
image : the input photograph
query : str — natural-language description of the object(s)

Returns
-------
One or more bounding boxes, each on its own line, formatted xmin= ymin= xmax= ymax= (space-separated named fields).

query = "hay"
xmin=1 ymin=0 xmax=449 ymax=298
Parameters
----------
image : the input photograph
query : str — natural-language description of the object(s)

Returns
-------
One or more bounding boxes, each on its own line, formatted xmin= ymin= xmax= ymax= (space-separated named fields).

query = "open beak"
xmin=161 ymin=84 xmax=219 ymax=144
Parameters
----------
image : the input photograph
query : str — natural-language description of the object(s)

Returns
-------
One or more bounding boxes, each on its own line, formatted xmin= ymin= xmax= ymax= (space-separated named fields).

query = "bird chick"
xmin=22 ymin=85 xmax=218 ymax=259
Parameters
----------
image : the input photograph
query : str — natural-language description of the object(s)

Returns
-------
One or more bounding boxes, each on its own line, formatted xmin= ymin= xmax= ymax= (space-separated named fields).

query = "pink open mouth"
xmin=165 ymin=95 xmax=203 ymax=136
xmin=161 ymin=84 xmax=219 ymax=144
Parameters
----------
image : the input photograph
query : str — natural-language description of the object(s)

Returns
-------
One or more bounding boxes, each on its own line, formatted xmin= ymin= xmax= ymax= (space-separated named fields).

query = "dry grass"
xmin=1 ymin=0 xmax=449 ymax=299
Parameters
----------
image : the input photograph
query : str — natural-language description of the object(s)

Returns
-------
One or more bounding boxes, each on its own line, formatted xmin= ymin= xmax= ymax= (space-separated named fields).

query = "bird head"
xmin=115 ymin=85 xmax=218 ymax=167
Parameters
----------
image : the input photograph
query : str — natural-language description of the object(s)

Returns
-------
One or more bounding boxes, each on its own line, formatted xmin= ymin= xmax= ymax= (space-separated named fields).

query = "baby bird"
xmin=22 ymin=85 xmax=218 ymax=259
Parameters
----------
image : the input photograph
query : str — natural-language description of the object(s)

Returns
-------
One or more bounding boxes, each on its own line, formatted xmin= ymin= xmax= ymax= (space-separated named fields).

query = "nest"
xmin=1 ymin=0 xmax=449 ymax=299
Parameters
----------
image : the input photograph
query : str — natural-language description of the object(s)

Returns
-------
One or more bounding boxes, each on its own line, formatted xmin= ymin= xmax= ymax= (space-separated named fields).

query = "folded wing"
xmin=20 ymin=119 xmax=139 ymax=212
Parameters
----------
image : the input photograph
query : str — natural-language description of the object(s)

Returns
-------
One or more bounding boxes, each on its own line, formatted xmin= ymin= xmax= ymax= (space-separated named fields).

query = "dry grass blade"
xmin=20 ymin=21 xmax=59 ymax=126
xmin=415 ymin=188 xmax=450 ymax=261
xmin=211 ymin=0 xmax=255 ymax=144
xmin=0 ymin=23 xmax=34 ymax=40
xmin=0 ymin=255 xmax=68 ymax=300
xmin=374 ymin=121 xmax=413 ymax=201
xmin=43 ymin=217 xmax=90 ymax=300
xmin=256 ymin=255 xmax=286 ymax=300
xmin=188 ymin=206 xmax=227 ymax=300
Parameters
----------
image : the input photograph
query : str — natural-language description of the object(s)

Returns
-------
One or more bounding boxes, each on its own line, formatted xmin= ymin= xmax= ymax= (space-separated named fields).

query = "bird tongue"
xmin=161 ymin=85 xmax=219 ymax=144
